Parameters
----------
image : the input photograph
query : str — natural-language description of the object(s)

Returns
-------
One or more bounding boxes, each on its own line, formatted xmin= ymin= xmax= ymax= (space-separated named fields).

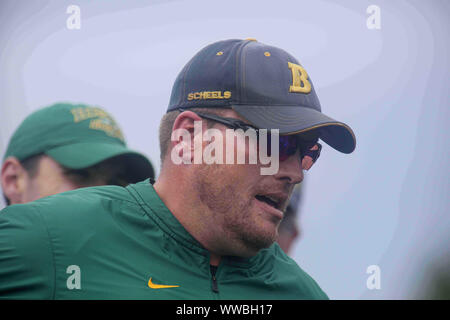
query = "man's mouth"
xmin=254 ymin=194 xmax=283 ymax=211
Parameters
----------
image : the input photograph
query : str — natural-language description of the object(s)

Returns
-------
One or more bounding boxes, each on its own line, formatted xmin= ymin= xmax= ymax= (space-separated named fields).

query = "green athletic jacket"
xmin=0 ymin=179 xmax=328 ymax=299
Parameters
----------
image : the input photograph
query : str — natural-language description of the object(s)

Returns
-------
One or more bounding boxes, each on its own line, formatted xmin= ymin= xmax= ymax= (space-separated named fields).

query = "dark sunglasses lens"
xmin=261 ymin=134 xmax=295 ymax=159
xmin=279 ymin=136 xmax=297 ymax=161
xmin=259 ymin=134 xmax=320 ymax=170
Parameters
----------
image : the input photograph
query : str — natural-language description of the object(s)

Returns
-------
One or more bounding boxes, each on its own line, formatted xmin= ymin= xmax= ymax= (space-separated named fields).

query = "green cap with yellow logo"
xmin=4 ymin=103 xmax=154 ymax=180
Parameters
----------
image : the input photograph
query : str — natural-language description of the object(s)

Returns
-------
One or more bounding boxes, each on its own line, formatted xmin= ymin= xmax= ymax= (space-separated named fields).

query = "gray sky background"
xmin=0 ymin=0 xmax=449 ymax=299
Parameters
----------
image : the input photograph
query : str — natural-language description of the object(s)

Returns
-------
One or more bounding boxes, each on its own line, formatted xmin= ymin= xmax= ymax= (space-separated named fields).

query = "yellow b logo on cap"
xmin=288 ymin=62 xmax=311 ymax=94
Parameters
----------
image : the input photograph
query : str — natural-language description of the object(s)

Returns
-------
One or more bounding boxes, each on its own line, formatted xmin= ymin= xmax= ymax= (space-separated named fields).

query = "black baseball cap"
xmin=168 ymin=38 xmax=356 ymax=154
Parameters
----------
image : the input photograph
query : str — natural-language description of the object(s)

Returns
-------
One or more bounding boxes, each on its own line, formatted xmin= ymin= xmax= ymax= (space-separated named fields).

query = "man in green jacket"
xmin=0 ymin=39 xmax=356 ymax=299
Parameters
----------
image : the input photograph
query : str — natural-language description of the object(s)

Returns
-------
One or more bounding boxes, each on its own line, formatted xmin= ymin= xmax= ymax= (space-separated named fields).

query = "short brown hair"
xmin=62 ymin=155 xmax=140 ymax=188
xmin=158 ymin=107 xmax=230 ymax=164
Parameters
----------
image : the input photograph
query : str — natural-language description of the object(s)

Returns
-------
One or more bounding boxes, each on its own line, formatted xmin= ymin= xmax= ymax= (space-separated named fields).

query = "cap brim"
xmin=45 ymin=142 xmax=155 ymax=182
xmin=232 ymin=105 xmax=356 ymax=154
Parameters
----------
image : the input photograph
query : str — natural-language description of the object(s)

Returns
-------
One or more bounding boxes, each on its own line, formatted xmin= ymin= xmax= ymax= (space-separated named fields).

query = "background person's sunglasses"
xmin=178 ymin=109 xmax=322 ymax=170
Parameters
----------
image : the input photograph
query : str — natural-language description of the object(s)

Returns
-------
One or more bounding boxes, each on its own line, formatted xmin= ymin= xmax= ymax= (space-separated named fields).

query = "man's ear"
xmin=1 ymin=157 xmax=29 ymax=205
xmin=170 ymin=111 xmax=206 ymax=164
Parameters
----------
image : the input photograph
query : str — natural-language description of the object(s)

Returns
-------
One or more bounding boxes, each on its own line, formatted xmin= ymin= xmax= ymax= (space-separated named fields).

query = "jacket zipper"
xmin=210 ymin=265 xmax=219 ymax=293
xmin=211 ymin=275 xmax=219 ymax=293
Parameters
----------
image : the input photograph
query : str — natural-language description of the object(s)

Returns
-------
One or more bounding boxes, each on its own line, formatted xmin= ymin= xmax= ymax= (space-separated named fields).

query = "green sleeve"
xmin=0 ymin=203 xmax=55 ymax=299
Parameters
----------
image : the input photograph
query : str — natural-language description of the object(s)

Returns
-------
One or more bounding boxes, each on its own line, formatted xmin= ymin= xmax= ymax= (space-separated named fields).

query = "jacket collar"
xmin=127 ymin=179 xmax=208 ymax=255
xmin=127 ymin=179 xmax=267 ymax=268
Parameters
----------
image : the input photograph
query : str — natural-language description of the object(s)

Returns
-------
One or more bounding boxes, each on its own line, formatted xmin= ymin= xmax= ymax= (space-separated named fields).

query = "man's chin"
xmin=239 ymin=224 xmax=278 ymax=255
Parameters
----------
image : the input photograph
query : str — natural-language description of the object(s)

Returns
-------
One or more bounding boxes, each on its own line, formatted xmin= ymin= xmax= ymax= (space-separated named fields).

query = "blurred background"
xmin=0 ymin=0 xmax=448 ymax=299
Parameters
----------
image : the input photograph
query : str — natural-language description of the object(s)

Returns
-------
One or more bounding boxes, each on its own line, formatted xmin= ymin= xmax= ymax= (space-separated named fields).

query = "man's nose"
xmin=275 ymin=150 xmax=303 ymax=184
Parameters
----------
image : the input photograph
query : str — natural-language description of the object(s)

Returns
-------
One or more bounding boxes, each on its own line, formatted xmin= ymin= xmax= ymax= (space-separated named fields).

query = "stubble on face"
xmin=193 ymin=163 xmax=279 ymax=257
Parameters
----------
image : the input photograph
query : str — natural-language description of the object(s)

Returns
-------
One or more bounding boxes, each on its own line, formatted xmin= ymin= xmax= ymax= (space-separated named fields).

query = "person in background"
xmin=1 ymin=102 xmax=154 ymax=206
xmin=277 ymin=184 xmax=302 ymax=255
